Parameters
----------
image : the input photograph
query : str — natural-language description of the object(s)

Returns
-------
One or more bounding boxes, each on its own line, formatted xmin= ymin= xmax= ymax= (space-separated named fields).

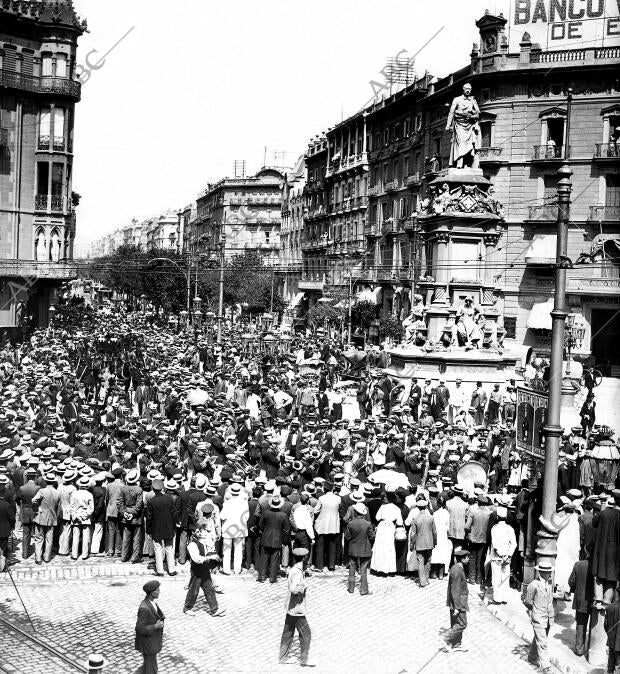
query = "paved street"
xmin=0 ymin=560 xmax=540 ymax=674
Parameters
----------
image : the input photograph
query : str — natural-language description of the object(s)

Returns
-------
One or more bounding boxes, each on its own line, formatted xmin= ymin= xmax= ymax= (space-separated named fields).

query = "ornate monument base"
xmin=384 ymin=340 xmax=531 ymax=386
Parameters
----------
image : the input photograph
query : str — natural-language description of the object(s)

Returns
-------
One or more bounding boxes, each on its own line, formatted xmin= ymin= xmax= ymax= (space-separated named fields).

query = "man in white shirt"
xmin=490 ymin=507 xmax=517 ymax=604
xmin=313 ymin=483 xmax=341 ymax=572
xmin=449 ymin=379 xmax=469 ymax=424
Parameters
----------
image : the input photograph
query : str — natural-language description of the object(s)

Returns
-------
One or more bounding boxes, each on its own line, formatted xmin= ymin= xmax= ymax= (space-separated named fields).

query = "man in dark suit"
xmin=444 ymin=547 xmax=470 ymax=652
xmin=410 ymin=498 xmax=437 ymax=587
xmin=146 ymin=480 xmax=177 ymax=577
xmin=135 ymin=580 xmax=165 ymax=674
xmin=0 ymin=476 xmax=16 ymax=569
xmin=17 ymin=469 xmax=40 ymax=559
xmin=344 ymin=503 xmax=375 ymax=595
xmin=409 ymin=378 xmax=421 ymax=421
xmin=117 ymin=469 xmax=143 ymax=563
xmin=568 ymin=544 xmax=594 ymax=656
xmin=258 ymin=495 xmax=290 ymax=583
xmin=176 ymin=474 xmax=207 ymax=565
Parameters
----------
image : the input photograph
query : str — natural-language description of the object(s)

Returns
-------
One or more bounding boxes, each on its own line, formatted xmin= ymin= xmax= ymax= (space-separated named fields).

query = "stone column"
xmin=427 ymin=232 xmax=450 ymax=341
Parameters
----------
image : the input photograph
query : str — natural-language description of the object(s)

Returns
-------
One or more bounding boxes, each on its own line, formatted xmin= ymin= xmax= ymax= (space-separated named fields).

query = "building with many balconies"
xmin=280 ymin=155 xmax=306 ymax=304
xmin=194 ymin=168 xmax=286 ymax=263
xmin=0 ymin=0 xmax=86 ymax=329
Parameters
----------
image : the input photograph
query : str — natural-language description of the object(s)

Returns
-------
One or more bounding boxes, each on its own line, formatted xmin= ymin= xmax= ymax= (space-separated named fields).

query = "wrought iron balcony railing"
xmin=528 ymin=204 xmax=558 ymax=221
xmin=0 ymin=69 xmax=81 ymax=100
xmin=35 ymin=195 xmax=67 ymax=213
xmin=532 ymin=144 xmax=567 ymax=160
xmin=594 ymin=143 xmax=620 ymax=159
xmin=478 ymin=146 xmax=504 ymax=161
xmin=589 ymin=205 xmax=620 ymax=222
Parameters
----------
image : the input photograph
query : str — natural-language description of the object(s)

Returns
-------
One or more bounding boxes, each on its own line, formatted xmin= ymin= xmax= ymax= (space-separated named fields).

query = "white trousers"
xmin=223 ymin=537 xmax=244 ymax=574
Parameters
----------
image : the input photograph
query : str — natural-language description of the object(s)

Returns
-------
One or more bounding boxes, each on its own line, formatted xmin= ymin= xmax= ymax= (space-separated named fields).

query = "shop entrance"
xmin=591 ymin=308 xmax=620 ymax=377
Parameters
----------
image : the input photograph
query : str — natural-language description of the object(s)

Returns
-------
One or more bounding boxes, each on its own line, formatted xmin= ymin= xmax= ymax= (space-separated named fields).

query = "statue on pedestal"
xmin=402 ymin=294 xmax=427 ymax=345
xmin=445 ymin=83 xmax=480 ymax=169
xmin=455 ymin=296 xmax=483 ymax=348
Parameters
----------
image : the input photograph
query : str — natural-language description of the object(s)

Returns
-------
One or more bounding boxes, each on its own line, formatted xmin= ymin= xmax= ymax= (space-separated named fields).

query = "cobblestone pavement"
xmin=0 ymin=560 xmax=542 ymax=674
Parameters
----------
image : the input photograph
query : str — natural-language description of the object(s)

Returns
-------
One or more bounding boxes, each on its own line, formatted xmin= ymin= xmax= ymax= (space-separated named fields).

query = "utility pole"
xmin=186 ymin=253 xmax=191 ymax=313
xmin=347 ymin=271 xmax=353 ymax=345
xmin=537 ymin=89 xmax=572 ymax=569
xmin=269 ymin=266 xmax=275 ymax=314
xmin=216 ymin=235 xmax=226 ymax=344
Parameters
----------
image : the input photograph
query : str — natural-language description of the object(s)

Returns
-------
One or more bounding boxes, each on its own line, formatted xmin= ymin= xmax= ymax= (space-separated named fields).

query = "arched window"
xmin=35 ymin=228 xmax=47 ymax=261
xmin=50 ymin=228 xmax=61 ymax=261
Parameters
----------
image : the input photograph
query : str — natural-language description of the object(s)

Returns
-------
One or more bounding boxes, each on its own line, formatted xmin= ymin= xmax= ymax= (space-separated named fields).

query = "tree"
xmin=306 ymin=302 xmax=344 ymax=329
xmin=379 ymin=316 xmax=402 ymax=343
xmin=352 ymin=300 xmax=377 ymax=337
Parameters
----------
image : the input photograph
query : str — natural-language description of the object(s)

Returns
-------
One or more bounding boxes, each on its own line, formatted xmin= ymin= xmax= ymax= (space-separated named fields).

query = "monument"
xmin=386 ymin=84 xmax=529 ymax=387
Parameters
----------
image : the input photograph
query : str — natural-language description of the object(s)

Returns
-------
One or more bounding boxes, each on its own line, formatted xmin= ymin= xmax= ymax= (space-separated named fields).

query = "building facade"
xmin=286 ymin=10 xmax=619 ymax=371
xmin=194 ymin=168 xmax=285 ymax=263
xmin=0 ymin=0 xmax=85 ymax=329
xmin=280 ymin=155 xmax=305 ymax=303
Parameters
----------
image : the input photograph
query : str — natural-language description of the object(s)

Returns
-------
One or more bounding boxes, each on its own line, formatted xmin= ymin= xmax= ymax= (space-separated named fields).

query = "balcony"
xmin=353 ymin=196 xmax=368 ymax=208
xmin=0 ymin=128 xmax=8 ymax=147
xmin=532 ymin=145 xmax=568 ymax=161
xmin=0 ymin=69 xmax=81 ymax=100
xmin=382 ymin=220 xmax=401 ymax=235
xmin=405 ymin=172 xmax=421 ymax=186
xmin=424 ymin=157 xmax=447 ymax=176
xmin=594 ymin=143 xmax=620 ymax=161
xmin=385 ymin=178 xmax=400 ymax=192
xmin=527 ymin=205 xmax=558 ymax=221
xmin=589 ymin=205 xmax=620 ymax=222
xmin=0 ymin=260 xmax=78 ymax=279
xmin=37 ymin=135 xmax=69 ymax=152
xmin=568 ymin=261 xmax=620 ymax=295
xmin=35 ymin=195 xmax=67 ymax=214
xmin=298 ymin=277 xmax=325 ymax=291
xmin=367 ymin=185 xmax=380 ymax=197
xmin=478 ymin=146 xmax=505 ymax=164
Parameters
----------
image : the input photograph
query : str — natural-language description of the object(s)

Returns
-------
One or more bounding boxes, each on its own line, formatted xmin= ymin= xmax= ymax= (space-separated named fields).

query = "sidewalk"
xmin=479 ymin=585 xmax=607 ymax=674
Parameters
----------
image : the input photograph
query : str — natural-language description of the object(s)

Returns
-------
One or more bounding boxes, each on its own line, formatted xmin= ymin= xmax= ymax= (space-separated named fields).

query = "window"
xmin=22 ymin=50 xmax=34 ymax=75
xmin=37 ymin=162 xmax=49 ymax=196
xmin=383 ymin=129 xmax=389 ymax=146
xmin=51 ymin=163 xmax=63 ymax=196
xmin=3 ymin=45 xmax=17 ymax=72
xmin=54 ymin=108 xmax=65 ymax=147
xmin=606 ymin=174 xmax=620 ymax=208
xmin=544 ymin=175 xmax=559 ymax=200
xmin=546 ymin=118 xmax=565 ymax=148
xmin=42 ymin=54 xmax=53 ymax=77
xmin=404 ymin=156 xmax=410 ymax=177
xmin=40 ymin=109 xmax=51 ymax=138
xmin=55 ymin=54 xmax=67 ymax=78
xmin=504 ymin=317 xmax=517 ymax=339
xmin=415 ymin=113 xmax=423 ymax=132
xmin=480 ymin=122 xmax=492 ymax=148
xmin=404 ymin=119 xmax=411 ymax=137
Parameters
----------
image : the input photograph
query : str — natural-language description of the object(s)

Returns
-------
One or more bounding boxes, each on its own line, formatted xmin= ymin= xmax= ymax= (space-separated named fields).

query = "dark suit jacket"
xmin=259 ymin=508 xmax=290 ymax=548
xmin=0 ymin=497 xmax=16 ymax=537
xmin=146 ymin=492 xmax=176 ymax=541
xmin=568 ymin=559 xmax=594 ymax=613
xmin=447 ymin=562 xmax=469 ymax=611
xmin=17 ymin=482 xmax=40 ymax=524
xmin=135 ymin=599 xmax=164 ymax=655
xmin=605 ymin=600 xmax=620 ymax=651
xmin=345 ymin=517 xmax=375 ymax=558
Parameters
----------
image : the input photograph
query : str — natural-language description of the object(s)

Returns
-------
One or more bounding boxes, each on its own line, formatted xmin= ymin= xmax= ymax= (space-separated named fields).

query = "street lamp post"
xmin=216 ymin=235 xmax=226 ymax=345
xmin=537 ymin=89 xmax=573 ymax=572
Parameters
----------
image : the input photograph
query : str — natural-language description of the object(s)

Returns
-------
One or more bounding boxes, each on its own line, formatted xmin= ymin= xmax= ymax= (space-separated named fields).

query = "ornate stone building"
xmin=0 ymin=0 xmax=85 ymax=329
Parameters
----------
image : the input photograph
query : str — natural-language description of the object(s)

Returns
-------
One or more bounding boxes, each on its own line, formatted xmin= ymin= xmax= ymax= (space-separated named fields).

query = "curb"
xmin=482 ymin=597 xmax=593 ymax=674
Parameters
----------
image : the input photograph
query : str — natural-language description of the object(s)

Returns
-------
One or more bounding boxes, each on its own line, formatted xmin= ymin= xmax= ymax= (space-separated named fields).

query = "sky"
xmin=72 ymin=0 xmax=515 ymax=244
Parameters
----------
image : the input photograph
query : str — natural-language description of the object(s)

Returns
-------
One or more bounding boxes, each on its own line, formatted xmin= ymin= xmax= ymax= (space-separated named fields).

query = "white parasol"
xmin=368 ymin=469 xmax=410 ymax=491
xmin=186 ymin=389 xmax=210 ymax=406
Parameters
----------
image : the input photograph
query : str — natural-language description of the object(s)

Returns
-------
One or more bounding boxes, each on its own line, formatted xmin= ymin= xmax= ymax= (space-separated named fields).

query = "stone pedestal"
xmin=426 ymin=305 xmax=449 ymax=343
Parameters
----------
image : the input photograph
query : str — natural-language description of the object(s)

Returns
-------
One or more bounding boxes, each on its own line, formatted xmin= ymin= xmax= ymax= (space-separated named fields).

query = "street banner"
xmin=516 ymin=386 xmax=549 ymax=461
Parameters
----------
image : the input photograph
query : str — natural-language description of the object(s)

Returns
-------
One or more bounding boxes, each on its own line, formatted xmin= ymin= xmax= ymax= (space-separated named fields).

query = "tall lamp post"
xmin=216 ymin=234 xmax=226 ymax=345
xmin=537 ymin=89 xmax=573 ymax=570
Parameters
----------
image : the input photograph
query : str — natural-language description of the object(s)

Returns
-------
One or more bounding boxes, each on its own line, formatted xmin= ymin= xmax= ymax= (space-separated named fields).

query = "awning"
xmin=525 ymin=234 xmax=557 ymax=265
xmin=356 ymin=287 xmax=383 ymax=305
xmin=288 ymin=292 xmax=305 ymax=309
xmin=527 ymin=298 xmax=554 ymax=330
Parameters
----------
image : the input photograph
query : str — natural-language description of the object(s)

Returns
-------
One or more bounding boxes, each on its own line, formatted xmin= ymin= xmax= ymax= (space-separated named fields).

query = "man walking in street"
xmin=279 ymin=547 xmax=314 ymax=667
xmin=523 ymin=559 xmax=555 ymax=672
xmin=145 ymin=479 xmax=177 ymax=577
xmin=183 ymin=510 xmax=225 ymax=617
xmin=344 ymin=503 xmax=374 ymax=595
xmin=409 ymin=498 xmax=437 ymax=588
xmin=443 ymin=547 xmax=470 ymax=652
xmin=135 ymin=580 xmax=165 ymax=674
xmin=489 ymin=506 xmax=516 ymax=604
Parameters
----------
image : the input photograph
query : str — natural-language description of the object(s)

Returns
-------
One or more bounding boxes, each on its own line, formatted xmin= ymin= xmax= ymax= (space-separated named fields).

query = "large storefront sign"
xmin=509 ymin=0 xmax=619 ymax=50
xmin=516 ymin=386 xmax=549 ymax=461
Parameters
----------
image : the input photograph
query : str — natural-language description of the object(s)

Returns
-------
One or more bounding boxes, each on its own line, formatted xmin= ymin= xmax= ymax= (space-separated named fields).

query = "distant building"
xmin=193 ymin=168 xmax=287 ymax=263
xmin=280 ymin=156 xmax=305 ymax=302
xmin=0 ymin=0 xmax=86 ymax=329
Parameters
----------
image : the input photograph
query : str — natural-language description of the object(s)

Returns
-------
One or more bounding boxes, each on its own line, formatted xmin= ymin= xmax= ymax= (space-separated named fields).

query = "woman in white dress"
xmin=370 ymin=492 xmax=403 ymax=575
xmin=430 ymin=496 xmax=452 ymax=580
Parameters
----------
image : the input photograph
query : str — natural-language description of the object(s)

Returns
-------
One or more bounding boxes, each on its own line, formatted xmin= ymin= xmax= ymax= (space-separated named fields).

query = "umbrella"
xmin=186 ymin=389 xmax=210 ymax=406
xmin=333 ymin=380 xmax=356 ymax=389
xmin=368 ymin=469 xmax=410 ymax=491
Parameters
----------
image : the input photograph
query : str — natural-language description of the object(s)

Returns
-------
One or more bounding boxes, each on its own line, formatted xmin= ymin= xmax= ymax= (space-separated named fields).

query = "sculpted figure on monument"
xmin=455 ymin=296 xmax=483 ymax=348
xmin=445 ymin=82 xmax=480 ymax=169
xmin=402 ymin=294 xmax=427 ymax=345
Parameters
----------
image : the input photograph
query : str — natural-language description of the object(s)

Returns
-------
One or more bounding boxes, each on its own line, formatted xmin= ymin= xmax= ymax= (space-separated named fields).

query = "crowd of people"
xmin=0 ymin=306 xmax=618 ymax=672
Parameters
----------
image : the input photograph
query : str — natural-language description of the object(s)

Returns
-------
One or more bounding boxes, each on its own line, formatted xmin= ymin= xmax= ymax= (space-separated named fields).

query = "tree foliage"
xmin=352 ymin=300 xmax=377 ymax=330
xmin=88 ymin=248 xmax=285 ymax=314
xmin=306 ymin=302 xmax=344 ymax=328
xmin=379 ymin=315 xmax=402 ymax=341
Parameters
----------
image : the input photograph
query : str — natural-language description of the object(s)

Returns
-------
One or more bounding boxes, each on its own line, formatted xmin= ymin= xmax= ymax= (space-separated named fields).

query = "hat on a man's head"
xmin=142 ymin=580 xmax=160 ymax=594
